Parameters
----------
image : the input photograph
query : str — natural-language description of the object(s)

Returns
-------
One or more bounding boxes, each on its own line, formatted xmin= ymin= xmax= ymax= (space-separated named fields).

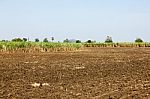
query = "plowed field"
xmin=0 ymin=48 xmax=150 ymax=99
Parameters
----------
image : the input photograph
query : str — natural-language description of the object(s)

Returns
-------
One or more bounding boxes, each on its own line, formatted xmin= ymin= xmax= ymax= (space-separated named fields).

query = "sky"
xmin=0 ymin=0 xmax=150 ymax=42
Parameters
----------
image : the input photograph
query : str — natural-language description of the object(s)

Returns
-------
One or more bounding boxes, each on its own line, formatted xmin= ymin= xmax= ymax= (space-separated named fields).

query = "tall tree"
xmin=105 ymin=36 xmax=113 ymax=43
xmin=51 ymin=37 xmax=54 ymax=42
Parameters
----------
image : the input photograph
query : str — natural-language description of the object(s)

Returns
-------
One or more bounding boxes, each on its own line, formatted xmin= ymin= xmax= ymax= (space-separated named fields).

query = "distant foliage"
xmin=76 ymin=40 xmax=81 ymax=43
xmin=86 ymin=40 xmax=92 ymax=43
xmin=12 ymin=38 xmax=23 ymax=42
xmin=51 ymin=37 xmax=54 ymax=42
xmin=63 ymin=39 xmax=78 ymax=43
xmin=35 ymin=38 xmax=40 ymax=42
xmin=0 ymin=42 xmax=83 ymax=52
xmin=1 ymin=40 xmax=7 ymax=42
xmin=135 ymin=38 xmax=143 ymax=43
xmin=86 ymin=40 xmax=96 ymax=43
xmin=23 ymin=38 xmax=27 ymax=42
xmin=63 ymin=39 xmax=69 ymax=43
xmin=105 ymin=36 xmax=113 ymax=43
xmin=43 ymin=38 xmax=48 ymax=42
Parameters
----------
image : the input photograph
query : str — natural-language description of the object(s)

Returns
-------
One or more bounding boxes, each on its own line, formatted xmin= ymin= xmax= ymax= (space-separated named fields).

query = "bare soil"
xmin=0 ymin=48 xmax=150 ymax=99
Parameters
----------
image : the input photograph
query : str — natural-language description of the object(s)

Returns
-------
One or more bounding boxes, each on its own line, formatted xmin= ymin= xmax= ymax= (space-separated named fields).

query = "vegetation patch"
xmin=0 ymin=42 xmax=83 ymax=53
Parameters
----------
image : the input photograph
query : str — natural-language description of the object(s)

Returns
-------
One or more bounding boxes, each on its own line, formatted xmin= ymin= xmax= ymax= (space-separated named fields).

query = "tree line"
xmin=0 ymin=36 xmax=144 ymax=43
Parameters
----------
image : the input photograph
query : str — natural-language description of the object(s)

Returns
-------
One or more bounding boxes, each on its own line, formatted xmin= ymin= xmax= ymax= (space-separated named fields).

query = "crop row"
xmin=84 ymin=43 xmax=150 ymax=47
xmin=0 ymin=42 xmax=83 ymax=53
xmin=0 ymin=42 xmax=149 ymax=53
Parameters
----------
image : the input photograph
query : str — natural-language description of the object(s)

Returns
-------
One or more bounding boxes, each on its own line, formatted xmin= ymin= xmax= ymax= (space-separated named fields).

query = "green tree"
xmin=35 ymin=38 xmax=40 ymax=42
xmin=51 ymin=37 xmax=54 ymax=42
xmin=86 ymin=40 xmax=92 ymax=43
xmin=12 ymin=38 xmax=23 ymax=42
xmin=1 ymin=40 xmax=6 ymax=42
xmin=23 ymin=38 xmax=27 ymax=42
xmin=135 ymin=38 xmax=143 ymax=43
xmin=63 ymin=38 xmax=69 ymax=43
xmin=105 ymin=36 xmax=113 ymax=43
xmin=76 ymin=40 xmax=81 ymax=43
xmin=43 ymin=38 xmax=48 ymax=42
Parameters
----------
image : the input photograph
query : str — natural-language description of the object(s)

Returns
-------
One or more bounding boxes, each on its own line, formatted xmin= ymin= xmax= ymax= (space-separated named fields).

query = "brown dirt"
xmin=0 ymin=48 xmax=150 ymax=99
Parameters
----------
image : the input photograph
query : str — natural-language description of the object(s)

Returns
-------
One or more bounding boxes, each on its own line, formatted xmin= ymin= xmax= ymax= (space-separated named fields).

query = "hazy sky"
xmin=0 ymin=0 xmax=150 ymax=42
